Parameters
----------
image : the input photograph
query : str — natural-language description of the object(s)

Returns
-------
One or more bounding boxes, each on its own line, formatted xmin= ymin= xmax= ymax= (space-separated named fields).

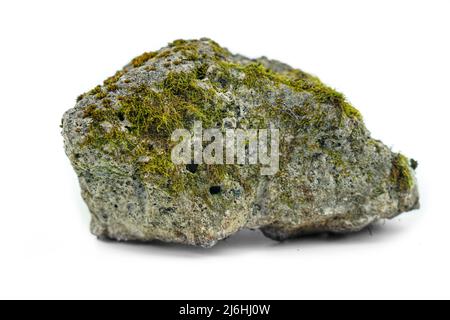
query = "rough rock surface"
xmin=62 ymin=39 xmax=419 ymax=247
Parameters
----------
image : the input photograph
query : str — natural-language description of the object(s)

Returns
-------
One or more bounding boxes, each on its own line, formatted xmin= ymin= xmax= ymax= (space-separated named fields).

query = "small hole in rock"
xmin=218 ymin=77 xmax=228 ymax=88
xmin=196 ymin=65 xmax=208 ymax=80
xmin=209 ymin=186 xmax=222 ymax=195
xmin=186 ymin=163 xmax=198 ymax=173
xmin=118 ymin=112 xmax=125 ymax=121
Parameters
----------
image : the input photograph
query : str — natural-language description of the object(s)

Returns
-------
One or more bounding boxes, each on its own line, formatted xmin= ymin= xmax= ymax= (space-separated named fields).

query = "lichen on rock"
xmin=62 ymin=38 xmax=419 ymax=247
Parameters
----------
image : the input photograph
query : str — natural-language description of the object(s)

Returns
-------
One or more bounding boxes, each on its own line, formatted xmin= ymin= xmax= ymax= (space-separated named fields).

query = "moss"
xmin=169 ymin=38 xmax=229 ymax=60
xmin=281 ymin=71 xmax=363 ymax=121
xmin=83 ymin=104 xmax=98 ymax=119
xmin=104 ymin=71 xmax=124 ymax=86
xmin=160 ymin=70 xmax=221 ymax=128
xmin=139 ymin=148 xmax=175 ymax=178
xmin=106 ymin=83 xmax=119 ymax=92
xmin=89 ymin=85 xmax=102 ymax=96
xmin=81 ymin=39 xmax=367 ymax=196
xmin=156 ymin=50 xmax=171 ymax=59
xmin=167 ymin=41 xmax=362 ymax=123
xmin=119 ymin=85 xmax=184 ymax=136
xmin=208 ymin=39 xmax=230 ymax=58
xmin=323 ymin=149 xmax=350 ymax=175
xmin=214 ymin=59 xmax=363 ymax=121
xmin=102 ymin=98 xmax=112 ymax=108
xmin=213 ymin=61 xmax=236 ymax=88
xmin=131 ymin=51 xmax=157 ymax=68
xmin=85 ymin=125 xmax=132 ymax=154
xmin=194 ymin=63 xmax=209 ymax=80
xmin=82 ymin=67 xmax=225 ymax=188
xmin=241 ymin=63 xmax=273 ymax=89
xmin=186 ymin=51 xmax=200 ymax=61
xmin=83 ymin=40 xmax=363 ymax=124
xmin=78 ymin=70 xmax=123 ymax=101
xmin=169 ymin=39 xmax=188 ymax=47
xmin=83 ymin=104 xmax=112 ymax=122
xmin=95 ymin=90 xmax=107 ymax=100
xmin=342 ymin=102 xmax=362 ymax=120
xmin=206 ymin=165 xmax=227 ymax=183
xmin=169 ymin=39 xmax=201 ymax=61
xmin=391 ymin=154 xmax=414 ymax=192
xmin=229 ymin=61 xmax=361 ymax=121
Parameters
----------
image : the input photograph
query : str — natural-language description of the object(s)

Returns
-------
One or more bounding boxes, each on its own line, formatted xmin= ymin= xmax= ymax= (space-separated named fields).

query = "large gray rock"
xmin=62 ymin=38 xmax=419 ymax=247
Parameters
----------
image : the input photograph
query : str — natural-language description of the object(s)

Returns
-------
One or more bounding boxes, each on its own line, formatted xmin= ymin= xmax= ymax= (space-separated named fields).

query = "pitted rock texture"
xmin=62 ymin=39 xmax=419 ymax=247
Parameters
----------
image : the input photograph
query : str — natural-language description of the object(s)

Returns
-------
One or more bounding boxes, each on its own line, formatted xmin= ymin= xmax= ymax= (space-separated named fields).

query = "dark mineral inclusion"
xmin=62 ymin=39 xmax=419 ymax=247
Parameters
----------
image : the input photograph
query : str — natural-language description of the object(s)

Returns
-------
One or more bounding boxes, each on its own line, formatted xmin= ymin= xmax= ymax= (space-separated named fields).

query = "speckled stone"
xmin=62 ymin=39 xmax=419 ymax=247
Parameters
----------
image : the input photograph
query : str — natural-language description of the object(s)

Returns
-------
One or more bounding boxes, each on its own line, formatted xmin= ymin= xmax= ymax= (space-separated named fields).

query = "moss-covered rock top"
xmin=72 ymin=39 xmax=366 ymax=182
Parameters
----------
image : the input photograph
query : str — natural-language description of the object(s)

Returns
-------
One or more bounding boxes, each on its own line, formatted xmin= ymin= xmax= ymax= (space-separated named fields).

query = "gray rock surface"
xmin=62 ymin=38 xmax=419 ymax=247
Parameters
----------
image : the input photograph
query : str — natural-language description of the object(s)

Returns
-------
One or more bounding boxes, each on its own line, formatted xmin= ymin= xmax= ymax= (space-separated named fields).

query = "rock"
xmin=62 ymin=38 xmax=419 ymax=248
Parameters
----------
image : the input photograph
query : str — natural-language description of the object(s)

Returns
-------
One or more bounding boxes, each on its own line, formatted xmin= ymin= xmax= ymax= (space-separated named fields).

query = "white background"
xmin=0 ymin=0 xmax=449 ymax=300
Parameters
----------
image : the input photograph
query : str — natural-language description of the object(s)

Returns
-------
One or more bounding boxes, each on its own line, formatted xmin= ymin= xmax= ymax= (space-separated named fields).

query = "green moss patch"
xmin=391 ymin=154 xmax=414 ymax=192
xmin=131 ymin=51 xmax=158 ymax=68
xmin=80 ymin=39 xmax=367 ymax=193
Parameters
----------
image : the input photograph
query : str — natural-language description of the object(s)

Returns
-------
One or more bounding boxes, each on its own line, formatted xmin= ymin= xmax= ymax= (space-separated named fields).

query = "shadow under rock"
xmin=98 ymin=219 xmax=407 ymax=257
